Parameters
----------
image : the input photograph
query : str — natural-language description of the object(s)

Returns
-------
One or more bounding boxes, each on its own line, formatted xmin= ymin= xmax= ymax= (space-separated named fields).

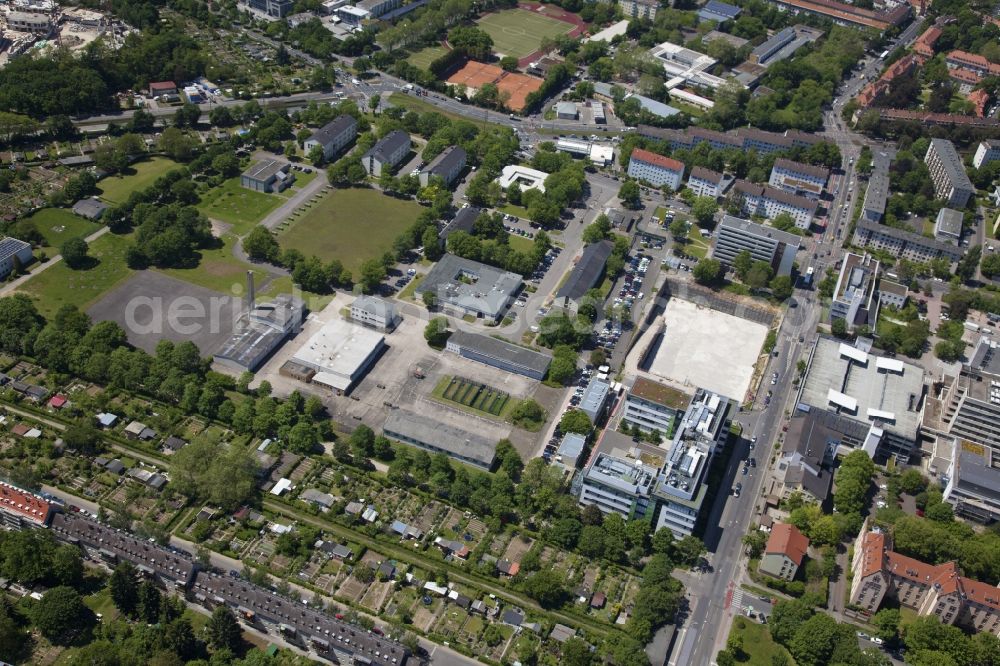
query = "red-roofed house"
xmin=759 ymin=523 xmax=809 ymax=581
xmin=627 ymin=148 xmax=685 ymax=191
xmin=912 ymin=26 xmax=941 ymax=58
xmin=850 ymin=529 xmax=1000 ymax=634
xmin=946 ymin=50 xmax=1000 ymax=78
xmin=497 ymin=559 xmax=520 ymax=577
xmin=968 ymin=89 xmax=990 ymax=118
xmin=0 ymin=480 xmax=54 ymax=528
xmin=148 ymin=81 xmax=178 ymax=97
xmin=47 ymin=394 xmax=67 ymax=410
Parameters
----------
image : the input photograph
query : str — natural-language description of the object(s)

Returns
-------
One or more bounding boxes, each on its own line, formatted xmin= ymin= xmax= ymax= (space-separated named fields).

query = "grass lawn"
xmin=388 ymin=93 xmax=493 ymax=126
xmin=279 ymin=187 xmax=422 ymax=275
xmin=97 ymin=157 xmax=180 ymax=204
xmin=507 ymin=233 xmax=534 ymax=253
xmin=197 ymin=177 xmax=285 ymax=235
xmin=24 ymin=208 xmax=100 ymax=255
xmin=729 ymin=616 xmax=795 ymax=665
xmin=409 ymin=45 xmax=448 ymax=70
xmin=685 ymin=223 xmax=710 ymax=259
xmin=19 ymin=231 xmax=135 ymax=319
xmin=397 ymin=272 xmax=425 ymax=303
xmin=499 ymin=204 xmax=530 ymax=220
xmin=157 ymin=234 xmax=261 ymax=294
xmin=476 ymin=9 xmax=573 ymax=59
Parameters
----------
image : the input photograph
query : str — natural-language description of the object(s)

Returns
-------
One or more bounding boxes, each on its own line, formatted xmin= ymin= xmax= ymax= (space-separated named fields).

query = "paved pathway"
xmin=1 ymin=225 xmax=111 ymax=297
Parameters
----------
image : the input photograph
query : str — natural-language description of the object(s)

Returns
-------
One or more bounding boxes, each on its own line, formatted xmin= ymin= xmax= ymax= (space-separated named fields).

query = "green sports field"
xmin=409 ymin=45 xmax=448 ymax=70
xmin=278 ymin=188 xmax=422 ymax=275
xmin=475 ymin=9 xmax=573 ymax=59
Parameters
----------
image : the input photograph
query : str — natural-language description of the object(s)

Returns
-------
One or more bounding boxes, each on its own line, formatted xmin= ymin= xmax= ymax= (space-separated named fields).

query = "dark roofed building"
xmin=420 ymin=145 xmax=467 ymax=187
xmin=384 ymin=408 xmax=498 ymax=470
xmin=440 ymin=206 xmax=481 ymax=241
xmin=445 ymin=330 xmax=552 ymax=381
xmin=241 ymin=159 xmax=294 ymax=193
xmin=777 ymin=411 xmax=836 ymax=504
xmin=163 ymin=436 xmax=187 ymax=453
xmin=362 ymin=130 xmax=411 ymax=177
xmin=303 ymin=115 xmax=357 ymax=161
xmin=556 ymin=240 xmax=613 ymax=312
xmin=72 ymin=198 xmax=109 ymax=220
xmin=0 ymin=237 xmax=33 ymax=279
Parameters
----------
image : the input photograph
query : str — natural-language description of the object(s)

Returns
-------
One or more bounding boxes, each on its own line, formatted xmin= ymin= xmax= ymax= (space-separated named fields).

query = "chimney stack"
xmin=247 ymin=271 xmax=255 ymax=312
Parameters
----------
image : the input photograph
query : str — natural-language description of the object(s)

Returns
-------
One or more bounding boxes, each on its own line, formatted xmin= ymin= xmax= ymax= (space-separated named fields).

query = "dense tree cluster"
xmin=446 ymin=214 xmax=551 ymax=276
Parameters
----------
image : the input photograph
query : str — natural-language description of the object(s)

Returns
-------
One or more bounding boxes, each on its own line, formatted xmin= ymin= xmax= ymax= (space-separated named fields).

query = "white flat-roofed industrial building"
xmin=416 ymin=254 xmax=522 ymax=323
xmin=289 ymin=318 xmax=385 ymax=393
xmin=649 ymin=40 xmax=728 ymax=89
xmin=934 ymin=207 xmax=963 ymax=244
xmin=797 ymin=337 xmax=924 ymax=462
xmin=384 ymin=408 xmax=497 ymax=470
xmin=712 ymin=215 xmax=800 ymax=277
xmin=214 ymin=294 xmax=304 ymax=373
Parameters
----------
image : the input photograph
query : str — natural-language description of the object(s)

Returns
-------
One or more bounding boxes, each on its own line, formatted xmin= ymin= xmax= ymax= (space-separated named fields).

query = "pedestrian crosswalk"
xmin=731 ymin=587 xmax=745 ymax=612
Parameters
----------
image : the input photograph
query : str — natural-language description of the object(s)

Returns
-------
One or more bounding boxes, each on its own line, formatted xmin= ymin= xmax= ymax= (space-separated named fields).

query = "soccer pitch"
xmin=476 ymin=9 xmax=573 ymax=59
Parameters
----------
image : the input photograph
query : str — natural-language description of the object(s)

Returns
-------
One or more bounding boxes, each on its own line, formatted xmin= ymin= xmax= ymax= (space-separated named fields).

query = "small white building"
xmin=687 ymin=166 xmax=726 ymax=199
xmin=497 ymin=165 xmax=548 ymax=193
xmin=934 ymin=207 xmax=963 ymax=244
xmin=973 ymin=140 xmax=1000 ymax=169
xmin=350 ymin=296 xmax=398 ymax=331
xmin=555 ymin=101 xmax=578 ymax=120
xmin=627 ymin=148 xmax=684 ymax=190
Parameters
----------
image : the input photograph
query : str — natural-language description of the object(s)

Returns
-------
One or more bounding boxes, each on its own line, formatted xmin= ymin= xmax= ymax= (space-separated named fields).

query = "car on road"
xmin=742 ymin=466 xmax=749 ymax=475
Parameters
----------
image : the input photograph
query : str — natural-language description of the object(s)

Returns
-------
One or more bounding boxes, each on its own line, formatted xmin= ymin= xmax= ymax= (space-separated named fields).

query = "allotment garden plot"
xmin=434 ymin=376 xmax=511 ymax=417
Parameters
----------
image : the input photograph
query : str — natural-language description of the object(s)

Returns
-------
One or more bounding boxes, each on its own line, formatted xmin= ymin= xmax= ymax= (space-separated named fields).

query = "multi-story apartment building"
xmin=861 ymin=151 xmax=891 ymax=223
xmin=362 ymin=130 xmax=411 ymax=177
xmin=853 ymin=219 xmax=964 ymax=264
xmin=419 ymin=145 xmax=467 ymax=188
xmin=851 ymin=530 xmax=1000 ymax=635
xmin=973 ymin=140 xmax=1000 ymax=169
xmin=579 ymin=433 xmax=659 ymax=519
xmin=712 ymin=215 xmax=800 ymax=277
xmin=925 ymin=138 xmax=975 ymax=208
xmin=580 ymin=387 xmax=734 ymax=537
xmin=303 ymin=115 xmax=358 ymax=161
xmin=830 ymin=252 xmax=880 ymax=330
xmin=618 ymin=0 xmax=657 ymax=20
xmin=686 ymin=166 xmax=727 ymax=199
xmin=759 ymin=523 xmax=809 ymax=581
xmin=241 ymin=0 xmax=293 ymax=18
xmin=622 ymin=376 xmax=691 ymax=435
xmin=627 ymin=148 xmax=685 ymax=190
xmin=637 ymin=124 xmax=820 ymax=155
xmin=651 ymin=389 xmax=734 ymax=537
xmin=768 ymin=158 xmax=829 ymax=200
xmin=731 ymin=180 xmax=817 ymax=229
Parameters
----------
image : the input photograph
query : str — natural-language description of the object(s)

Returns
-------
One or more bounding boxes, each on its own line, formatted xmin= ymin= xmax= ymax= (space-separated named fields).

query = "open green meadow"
xmin=97 ymin=157 xmax=180 ymax=204
xmin=197 ymin=177 xmax=285 ymax=235
xmin=476 ymin=9 xmax=573 ymax=59
xmin=24 ymin=208 xmax=100 ymax=254
xmin=278 ymin=187 xmax=422 ymax=274
xmin=18 ymin=231 xmax=135 ymax=319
